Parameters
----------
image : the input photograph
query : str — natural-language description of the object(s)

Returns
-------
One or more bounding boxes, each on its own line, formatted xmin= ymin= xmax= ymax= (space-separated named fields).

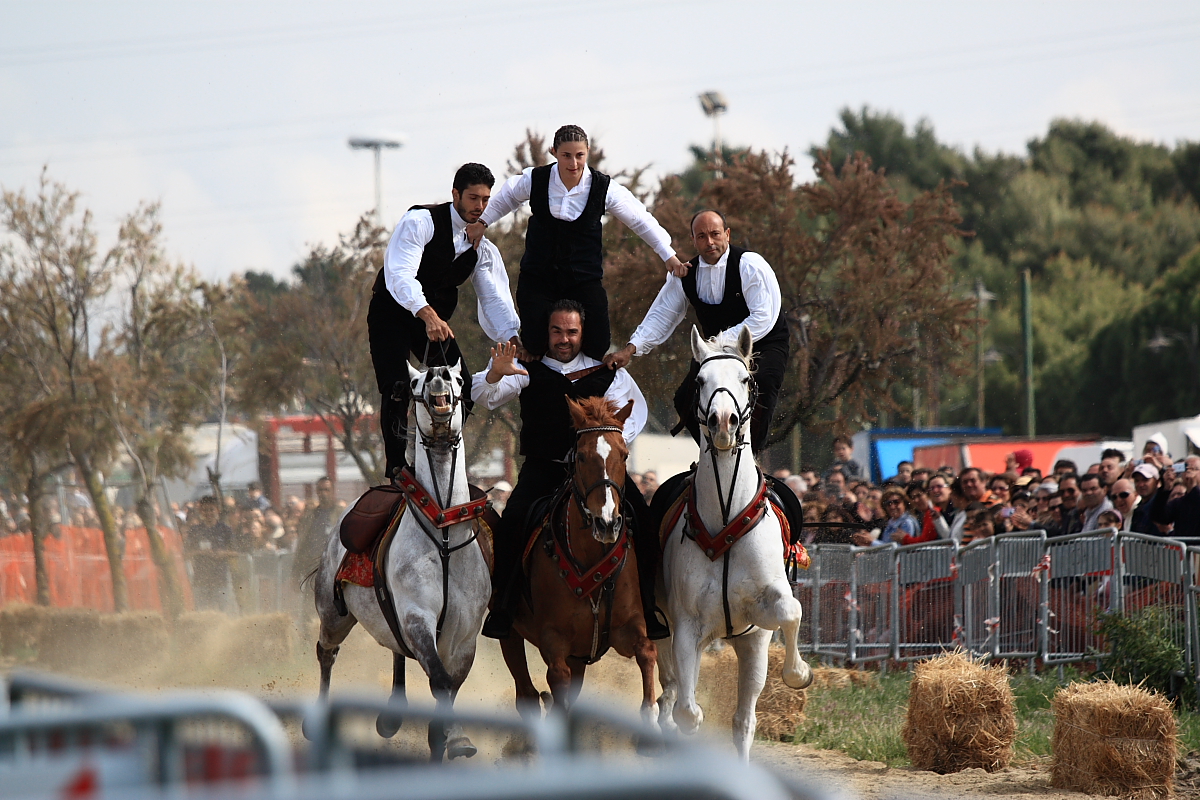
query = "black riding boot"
xmin=625 ymin=475 xmax=670 ymax=640
xmin=481 ymin=533 xmax=519 ymax=639
xmin=380 ymin=388 xmax=410 ymax=480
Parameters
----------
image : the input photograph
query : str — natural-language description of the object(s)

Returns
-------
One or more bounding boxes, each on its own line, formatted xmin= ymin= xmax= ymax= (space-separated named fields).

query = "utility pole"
xmin=349 ymin=136 xmax=403 ymax=227
xmin=699 ymin=91 xmax=728 ymax=178
xmin=1021 ymin=269 xmax=1036 ymax=437
xmin=972 ymin=279 xmax=995 ymax=429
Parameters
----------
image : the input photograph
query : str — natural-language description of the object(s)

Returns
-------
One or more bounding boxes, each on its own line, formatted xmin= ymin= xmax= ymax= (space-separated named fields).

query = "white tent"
xmin=161 ymin=423 xmax=260 ymax=504
xmin=1132 ymin=414 xmax=1200 ymax=462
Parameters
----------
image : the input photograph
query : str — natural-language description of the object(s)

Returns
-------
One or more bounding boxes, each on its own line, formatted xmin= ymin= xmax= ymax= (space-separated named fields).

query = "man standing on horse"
xmin=368 ymin=162 xmax=521 ymax=479
xmin=605 ymin=210 xmax=788 ymax=455
xmin=471 ymin=299 xmax=670 ymax=640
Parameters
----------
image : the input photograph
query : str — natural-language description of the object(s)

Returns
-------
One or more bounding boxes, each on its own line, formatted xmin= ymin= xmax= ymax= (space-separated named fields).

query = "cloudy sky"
xmin=2 ymin=1 xmax=1198 ymax=281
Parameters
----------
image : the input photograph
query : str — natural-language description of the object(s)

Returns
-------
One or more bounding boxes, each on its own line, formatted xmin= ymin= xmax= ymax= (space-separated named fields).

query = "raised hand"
xmin=486 ymin=340 xmax=529 ymax=384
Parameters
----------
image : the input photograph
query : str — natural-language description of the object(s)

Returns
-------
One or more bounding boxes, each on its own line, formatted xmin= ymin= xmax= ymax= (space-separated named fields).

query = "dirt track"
xmin=3 ymin=614 xmax=1167 ymax=799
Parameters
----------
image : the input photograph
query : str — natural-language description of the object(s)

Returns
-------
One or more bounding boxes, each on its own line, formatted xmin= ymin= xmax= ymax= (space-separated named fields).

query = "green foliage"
xmin=826 ymin=107 xmax=1200 ymax=434
xmin=793 ymin=672 xmax=911 ymax=765
xmin=1095 ymin=606 xmax=1194 ymax=706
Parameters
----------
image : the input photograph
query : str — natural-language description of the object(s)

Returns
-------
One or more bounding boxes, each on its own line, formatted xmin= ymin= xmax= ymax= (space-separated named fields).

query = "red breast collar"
xmin=687 ymin=475 xmax=769 ymax=561
xmin=397 ymin=467 xmax=489 ymax=529
xmin=551 ymin=498 xmax=630 ymax=599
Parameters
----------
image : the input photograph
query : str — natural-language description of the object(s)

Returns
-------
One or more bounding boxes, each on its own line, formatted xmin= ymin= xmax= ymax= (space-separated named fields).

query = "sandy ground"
xmin=9 ymin=615 xmax=1189 ymax=799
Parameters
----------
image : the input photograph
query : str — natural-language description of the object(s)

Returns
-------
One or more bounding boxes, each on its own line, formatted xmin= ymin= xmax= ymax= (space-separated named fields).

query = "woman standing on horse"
xmin=465 ymin=125 xmax=687 ymax=360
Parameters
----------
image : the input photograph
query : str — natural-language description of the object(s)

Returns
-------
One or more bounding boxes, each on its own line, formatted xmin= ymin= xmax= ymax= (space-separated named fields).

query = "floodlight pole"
xmin=349 ymin=137 xmax=403 ymax=227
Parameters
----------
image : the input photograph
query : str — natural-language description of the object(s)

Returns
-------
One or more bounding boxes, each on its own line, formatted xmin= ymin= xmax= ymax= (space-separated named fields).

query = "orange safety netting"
xmin=0 ymin=526 xmax=193 ymax=611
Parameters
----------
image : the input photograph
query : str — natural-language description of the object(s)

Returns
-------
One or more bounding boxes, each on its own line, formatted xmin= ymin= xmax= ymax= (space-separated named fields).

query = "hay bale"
xmin=902 ymin=651 xmax=1016 ymax=773
xmin=1051 ymin=681 xmax=1176 ymax=799
xmin=699 ymin=644 xmax=808 ymax=741
xmin=26 ymin=607 xmax=102 ymax=669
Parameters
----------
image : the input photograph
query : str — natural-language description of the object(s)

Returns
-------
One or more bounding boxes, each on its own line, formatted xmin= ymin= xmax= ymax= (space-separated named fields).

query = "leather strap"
xmin=397 ymin=467 xmax=489 ymax=528
xmin=565 ymin=364 xmax=605 ymax=381
xmin=686 ymin=476 xmax=769 ymax=562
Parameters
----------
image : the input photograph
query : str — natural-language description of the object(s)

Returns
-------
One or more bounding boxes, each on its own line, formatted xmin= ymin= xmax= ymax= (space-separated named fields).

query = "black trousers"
xmin=493 ymin=457 xmax=658 ymax=615
xmin=367 ymin=289 xmax=471 ymax=478
xmin=516 ymin=271 xmax=610 ymax=360
xmin=673 ymin=339 xmax=789 ymax=453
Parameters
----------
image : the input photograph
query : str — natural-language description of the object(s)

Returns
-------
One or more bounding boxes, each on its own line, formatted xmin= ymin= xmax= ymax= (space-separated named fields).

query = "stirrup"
xmin=645 ymin=607 xmax=671 ymax=640
xmin=481 ymin=609 xmax=513 ymax=640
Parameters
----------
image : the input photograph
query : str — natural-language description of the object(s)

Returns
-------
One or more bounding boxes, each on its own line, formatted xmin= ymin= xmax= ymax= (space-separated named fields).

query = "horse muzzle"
xmin=590 ymin=514 xmax=624 ymax=545
xmin=427 ymin=390 xmax=454 ymax=416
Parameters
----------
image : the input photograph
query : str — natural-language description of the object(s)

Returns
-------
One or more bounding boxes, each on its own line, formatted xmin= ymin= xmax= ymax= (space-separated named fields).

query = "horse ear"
xmin=407 ymin=361 xmax=422 ymax=389
xmin=690 ymin=325 xmax=709 ymax=363
xmin=615 ymin=399 xmax=634 ymax=424
xmin=566 ymin=395 xmax=588 ymax=429
xmin=737 ymin=326 xmax=754 ymax=361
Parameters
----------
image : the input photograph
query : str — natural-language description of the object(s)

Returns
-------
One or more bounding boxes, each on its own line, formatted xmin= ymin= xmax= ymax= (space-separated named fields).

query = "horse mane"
xmin=573 ymin=395 xmax=623 ymax=430
xmin=701 ymin=335 xmax=755 ymax=374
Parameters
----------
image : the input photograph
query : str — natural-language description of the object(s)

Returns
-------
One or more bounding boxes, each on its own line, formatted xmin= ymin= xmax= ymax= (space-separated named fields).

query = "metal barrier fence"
xmin=793 ymin=528 xmax=1200 ymax=672
xmin=186 ymin=550 xmax=298 ymax=615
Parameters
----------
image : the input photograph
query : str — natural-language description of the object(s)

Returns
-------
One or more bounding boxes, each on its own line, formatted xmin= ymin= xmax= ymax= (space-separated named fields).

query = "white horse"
xmin=312 ymin=361 xmax=491 ymax=761
xmin=656 ymin=327 xmax=813 ymax=760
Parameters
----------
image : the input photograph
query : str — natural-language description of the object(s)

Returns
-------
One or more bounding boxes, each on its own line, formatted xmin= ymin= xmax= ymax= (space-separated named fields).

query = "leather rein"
xmin=543 ymin=424 xmax=630 ymax=664
xmin=375 ymin=377 xmax=486 ymax=657
xmin=686 ymin=352 xmax=762 ymax=639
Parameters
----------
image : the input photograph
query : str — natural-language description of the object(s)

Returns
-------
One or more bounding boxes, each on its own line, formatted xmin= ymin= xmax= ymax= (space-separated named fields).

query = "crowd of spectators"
xmin=774 ymin=436 xmax=1200 ymax=549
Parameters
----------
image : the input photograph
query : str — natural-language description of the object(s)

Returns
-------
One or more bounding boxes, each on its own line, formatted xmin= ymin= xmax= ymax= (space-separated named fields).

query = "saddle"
xmin=335 ymin=482 xmax=496 ymax=590
xmin=653 ymin=468 xmax=808 ymax=567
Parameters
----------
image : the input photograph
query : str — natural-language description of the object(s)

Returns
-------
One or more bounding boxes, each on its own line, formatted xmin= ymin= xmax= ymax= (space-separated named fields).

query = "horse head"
xmin=567 ymin=396 xmax=633 ymax=545
xmin=691 ymin=325 xmax=755 ymax=452
xmin=407 ymin=360 xmax=465 ymax=448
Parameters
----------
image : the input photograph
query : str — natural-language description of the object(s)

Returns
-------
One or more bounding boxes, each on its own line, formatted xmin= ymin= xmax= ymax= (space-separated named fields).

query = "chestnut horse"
xmin=498 ymin=396 xmax=658 ymax=727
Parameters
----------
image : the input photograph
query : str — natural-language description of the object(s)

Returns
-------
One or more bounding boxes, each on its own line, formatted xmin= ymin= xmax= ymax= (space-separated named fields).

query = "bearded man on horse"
xmin=368 ymin=162 xmax=522 ymax=479
xmin=473 ymin=299 xmax=670 ymax=641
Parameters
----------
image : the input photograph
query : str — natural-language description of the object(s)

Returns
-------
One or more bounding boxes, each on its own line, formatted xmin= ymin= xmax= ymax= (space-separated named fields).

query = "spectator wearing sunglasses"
xmin=1109 ymin=478 xmax=1137 ymax=532
xmin=853 ymin=487 xmax=915 ymax=546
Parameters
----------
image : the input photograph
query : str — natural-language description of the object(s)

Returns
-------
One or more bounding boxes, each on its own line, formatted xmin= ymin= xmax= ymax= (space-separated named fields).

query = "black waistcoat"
xmin=520 ymin=165 xmax=610 ymax=280
xmin=372 ymin=203 xmax=478 ymax=320
xmin=681 ymin=247 xmax=789 ymax=350
xmin=518 ymin=360 xmax=618 ymax=461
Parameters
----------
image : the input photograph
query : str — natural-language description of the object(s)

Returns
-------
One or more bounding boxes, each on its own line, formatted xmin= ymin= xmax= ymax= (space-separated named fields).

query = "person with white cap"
xmin=1130 ymin=462 xmax=1162 ymax=534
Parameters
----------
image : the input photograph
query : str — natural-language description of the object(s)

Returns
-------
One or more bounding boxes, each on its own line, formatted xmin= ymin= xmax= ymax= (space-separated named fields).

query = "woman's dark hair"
xmin=906 ymin=482 xmax=928 ymax=498
xmin=452 ymin=162 xmax=495 ymax=193
xmin=552 ymin=125 xmax=588 ymax=149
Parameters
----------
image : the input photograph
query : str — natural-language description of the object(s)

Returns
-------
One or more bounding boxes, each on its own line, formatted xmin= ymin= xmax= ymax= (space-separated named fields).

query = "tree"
xmin=606 ymin=150 xmax=974 ymax=446
xmin=104 ymin=203 xmax=211 ymax=616
xmin=238 ymin=217 xmax=388 ymax=485
xmin=0 ymin=173 xmax=130 ymax=609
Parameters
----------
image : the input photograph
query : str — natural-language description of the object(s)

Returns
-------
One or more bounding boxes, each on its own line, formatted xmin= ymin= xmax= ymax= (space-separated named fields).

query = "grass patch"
xmin=785 ymin=663 xmax=1200 ymax=767
xmin=791 ymin=670 xmax=911 ymax=766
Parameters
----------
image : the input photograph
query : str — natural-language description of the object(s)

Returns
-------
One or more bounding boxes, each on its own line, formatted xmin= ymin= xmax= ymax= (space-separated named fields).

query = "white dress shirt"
xmin=471 ymin=352 xmax=647 ymax=445
xmin=627 ymin=247 xmax=782 ymax=354
xmin=480 ymin=165 xmax=676 ymax=263
xmin=383 ymin=204 xmax=520 ymax=343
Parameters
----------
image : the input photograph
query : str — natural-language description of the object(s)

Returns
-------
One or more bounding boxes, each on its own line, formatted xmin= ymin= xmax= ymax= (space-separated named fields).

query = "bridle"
xmin=694 ymin=352 xmax=758 ymax=526
xmin=569 ymin=425 xmax=627 ymax=541
xmin=690 ymin=352 xmax=759 ymax=639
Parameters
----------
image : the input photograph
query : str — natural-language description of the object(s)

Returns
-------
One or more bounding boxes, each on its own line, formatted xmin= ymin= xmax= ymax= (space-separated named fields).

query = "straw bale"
xmin=902 ymin=651 xmax=1016 ymax=773
xmin=701 ymin=644 xmax=808 ymax=741
xmin=1051 ymin=680 xmax=1176 ymax=799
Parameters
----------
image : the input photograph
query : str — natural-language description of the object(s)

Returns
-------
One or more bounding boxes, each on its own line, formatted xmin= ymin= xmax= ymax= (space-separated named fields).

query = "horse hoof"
xmin=301 ymin=715 xmax=318 ymax=742
xmin=672 ymin=704 xmax=703 ymax=735
xmin=375 ymin=710 xmax=404 ymax=738
xmin=447 ymin=736 xmax=477 ymax=760
xmin=539 ymin=691 xmax=553 ymax=712
xmin=784 ymin=660 xmax=813 ymax=690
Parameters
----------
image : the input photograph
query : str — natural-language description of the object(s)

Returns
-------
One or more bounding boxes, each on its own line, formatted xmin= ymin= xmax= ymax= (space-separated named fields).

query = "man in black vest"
xmin=606 ymin=210 xmax=789 ymax=454
xmin=470 ymin=299 xmax=669 ymax=640
xmin=368 ymin=163 xmax=521 ymax=479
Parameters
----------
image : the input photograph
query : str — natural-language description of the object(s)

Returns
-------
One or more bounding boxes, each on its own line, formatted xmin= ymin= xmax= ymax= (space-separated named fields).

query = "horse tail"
xmin=300 ymin=564 xmax=320 ymax=590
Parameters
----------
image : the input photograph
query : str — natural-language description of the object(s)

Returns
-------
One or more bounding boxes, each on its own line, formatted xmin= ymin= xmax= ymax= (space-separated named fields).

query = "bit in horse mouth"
xmin=429 ymin=392 xmax=451 ymax=413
